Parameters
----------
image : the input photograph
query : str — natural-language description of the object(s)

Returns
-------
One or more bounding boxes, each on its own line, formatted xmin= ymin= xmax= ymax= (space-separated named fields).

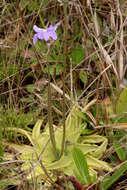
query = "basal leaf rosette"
xmin=5 ymin=104 xmax=112 ymax=182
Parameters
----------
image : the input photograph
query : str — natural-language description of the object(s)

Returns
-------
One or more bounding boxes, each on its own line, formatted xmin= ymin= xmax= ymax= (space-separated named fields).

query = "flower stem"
xmin=60 ymin=2 xmax=68 ymax=158
xmin=47 ymin=57 xmax=59 ymax=159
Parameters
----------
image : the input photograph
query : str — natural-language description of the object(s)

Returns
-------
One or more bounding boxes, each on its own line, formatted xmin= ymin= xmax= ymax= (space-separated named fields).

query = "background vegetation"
xmin=0 ymin=0 xmax=127 ymax=189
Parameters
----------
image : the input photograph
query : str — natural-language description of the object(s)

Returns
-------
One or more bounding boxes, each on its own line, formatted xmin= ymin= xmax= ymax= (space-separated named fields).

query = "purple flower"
xmin=33 ymin=23 xmax=59 ymax=44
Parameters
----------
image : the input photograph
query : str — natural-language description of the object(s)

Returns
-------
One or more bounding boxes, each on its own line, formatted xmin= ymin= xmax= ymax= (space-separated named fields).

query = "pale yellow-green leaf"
xmin=82 ymin=135 xmax=107 ymax=144
xmin=46 ymin=155 xmax=72 ymax=170
xmin=93 ymin=138 xmax=108 ymax=158
xmin=86 ymin=155 xmax=112 ymax=172
xmin=89 ymin=168 xmax=97 ymax=181
xmin=81 ymin=135 xmax=108 ymax=158
xmin=35 ymin=133 xmax=49 ymax=149
xmin=76 ymin=143 xmax=98 ymax=155
xmin=5 ymin=127 xmax=34 ymax=145
xmin=3 ymin=140 xmax=33 ymax=153
xmin=65 ymin=106 xmax=82 ymax=143
xmin=82 ymin=99 xmax=97 ymax=113
xmin=4 ymin=152 xmax=14 ymax=161
xmin=32 ymin=119 xmax=43 ymax=141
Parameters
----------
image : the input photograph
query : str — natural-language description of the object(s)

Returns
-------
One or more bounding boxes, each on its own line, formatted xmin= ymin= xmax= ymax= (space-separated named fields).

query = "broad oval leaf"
xmin=73 ymin=146 xmax=91 ymax=184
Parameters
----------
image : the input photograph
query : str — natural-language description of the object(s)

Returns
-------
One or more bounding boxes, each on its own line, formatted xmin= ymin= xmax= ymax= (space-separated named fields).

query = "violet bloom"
xmin=33 ymin=23 xmax=59 ymax=44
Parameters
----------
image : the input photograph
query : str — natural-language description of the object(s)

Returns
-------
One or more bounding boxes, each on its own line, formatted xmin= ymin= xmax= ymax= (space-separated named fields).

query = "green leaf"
xmin=19 ymin=0 xmax=28 ymax=9
xmin=113 ymin=142 xmax=126 ymax=161
xmin=72 ymin=45 xmax=85 ymax=65
xmin=73 ymin=169 xmax=86 ymax=184
xmin=116 ymin=87 xmax=127 ymax=114
xmin=100 ymin=162 xmax=127 ymax=190
xmin=81 ymin=128 xmax=93 ymax=135
xmin=28 ymin=0 xmax=38 ymax=11
xmin=73 ymin=146 xmax=91 ymax=184
xmin=79 ymin=71 xmax=87 ymax=85
xmin=26 ymin=84 xmax=34 ymax=93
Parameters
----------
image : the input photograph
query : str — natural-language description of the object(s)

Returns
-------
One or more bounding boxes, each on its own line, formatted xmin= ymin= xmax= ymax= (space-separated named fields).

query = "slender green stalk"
xmin=60 ymin=2 xmax=67 ymax=158
xmin=47 ymin=47 xmax=59 ymax=159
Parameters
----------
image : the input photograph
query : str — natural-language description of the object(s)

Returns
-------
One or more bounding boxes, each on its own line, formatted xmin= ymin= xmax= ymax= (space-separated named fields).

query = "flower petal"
xmin=47 ymin=25 xmax=54 ymax=32
xmin=49 ymin=31 xmax=57 ymax=40
xmin=33 ymin=34 xmax=38 ymax=44
xmin=38 ymin=32 xmax=44 ymax=40
xmin=54 ymin=22 xmax=59 ymax=30
xmin=33 ymin=25 xmax=43 ymax=33
xmin=43 ymin=31 xmax=50 ymax=41
xmin=47 ymin=23 xmax=59 ymax=32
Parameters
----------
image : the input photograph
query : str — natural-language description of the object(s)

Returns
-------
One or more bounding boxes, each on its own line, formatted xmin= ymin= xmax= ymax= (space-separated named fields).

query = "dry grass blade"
xmin=93 ymin=10 xmax=101 ymax=41
xmin=110 ymin=9 xmax=115 ymax=32
xmin=77 ymin=64 xmax=112 ymax=100
xmin=117 ymin=0 xmax=124 ymax=81
xmin=94 ymin=36 xmax=119 ymax=81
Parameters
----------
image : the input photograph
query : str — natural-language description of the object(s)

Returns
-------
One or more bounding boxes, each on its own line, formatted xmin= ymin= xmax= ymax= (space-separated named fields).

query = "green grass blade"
xmin=113 ymin=142 xmax=126 ymax=161
xmin=0 ymin=126 xmax=3 ymax=161
xmin=73 ymin=146 xmax=91 ymax=184
xmin=100 ymin=162 xmax=127 ymax=190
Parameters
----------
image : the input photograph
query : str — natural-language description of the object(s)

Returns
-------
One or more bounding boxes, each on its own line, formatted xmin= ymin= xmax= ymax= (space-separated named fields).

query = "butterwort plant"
xmin=33 ymin=22 xmax=59 ymax=44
